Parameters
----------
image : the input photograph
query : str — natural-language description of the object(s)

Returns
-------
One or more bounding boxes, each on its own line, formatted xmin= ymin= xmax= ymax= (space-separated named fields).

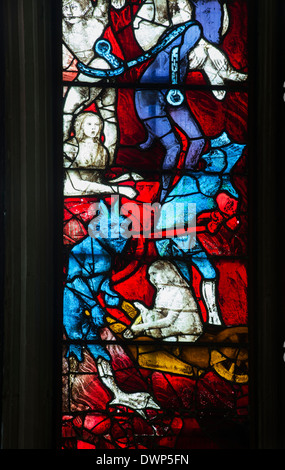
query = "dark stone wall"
xmin=249 ymin=0 xmax=285 ymax=449
xmin=1 ymin=0 xmax=62 ymax=449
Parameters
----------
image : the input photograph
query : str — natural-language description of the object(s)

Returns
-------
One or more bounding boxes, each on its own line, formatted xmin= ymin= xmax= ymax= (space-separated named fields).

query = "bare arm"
xmin=65 ymin=170 xmax=137 ymax=198
xmin=131 ymin=308 xmax=181 ymax=335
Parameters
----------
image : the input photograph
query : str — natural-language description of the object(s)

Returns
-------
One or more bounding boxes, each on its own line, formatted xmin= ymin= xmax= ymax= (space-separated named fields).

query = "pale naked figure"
xmin=64 ymin=112 xmax=141 ymax=197
xmin=62 ymin=0 xmax=126 ymax=161
xmin=124 ymin=260 xmax=203 ymax=342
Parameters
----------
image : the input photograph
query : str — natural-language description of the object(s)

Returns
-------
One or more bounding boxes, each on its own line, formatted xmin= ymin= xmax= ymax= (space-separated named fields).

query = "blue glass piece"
xmin=155 ymin=237 xmax=217 ymax=281
xmin=90 ymin=303 xmax=108 ymax=328
xmin=100 ymin=278 xmax=121 ymax=307
xmin=139 ymin=23 xmax=201 ymax=84
xmin=66 ymin=345 xmax=84 ymax=362
xmin=63 ymin=271 xmax=112 ymax=361
xmin=87 ymin=344 xmax=110 ymax=361
xmin=202 ymin=149 xmax=227 ymax=173
xmin=211 ymin=131 xmax=232 ymax=148
xmin=94 ymin=39 xmax=124 ymax=68
xmin=191 ymin=250 xmax=217 ymax=279
xmin=166 ymin=175 xmax=201 ymax=198
xmin=162 ymin=174 xmax=217 ymax=216
xmin=63 ymin=204 xmax=130 ymax=361
xmin=157 ymin=131 xmax=245 ymax=231
xmin=76 ymin=21 xmax=200 ymax=79
xmin=196 ymin=173 xmax=222 ymax=196
xmin=192 ymin=0 xmax=224 ymax=44
xmin=68 ymin=236 xmax=112 ymax=280
xmin=220 ymin=175 xmax=239 ymax=199
xmin=166 ymin=89 xmax=184 ymax=106
xmin=172 ymin=260 xmax=192 ymax=282
xmin=222 ymin=143 xmax=246 ymax=173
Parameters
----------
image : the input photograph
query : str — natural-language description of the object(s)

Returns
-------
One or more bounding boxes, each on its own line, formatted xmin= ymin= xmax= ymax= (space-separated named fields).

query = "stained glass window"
xmin=61 ymin=0 xmax=249 ymax=450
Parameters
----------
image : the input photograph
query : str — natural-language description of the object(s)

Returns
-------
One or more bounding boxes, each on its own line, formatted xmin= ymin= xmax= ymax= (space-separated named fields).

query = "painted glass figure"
xmin=62 ymin=0 xmax=249 ymax=450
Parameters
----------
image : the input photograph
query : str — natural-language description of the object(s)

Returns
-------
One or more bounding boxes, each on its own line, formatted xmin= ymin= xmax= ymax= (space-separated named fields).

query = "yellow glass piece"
xmin=210 ymin=350 xmax=248 ymax=384
xmin=121 ymin=301 xmax=138 ymax=319
xmin=129 ymin=345 xmax=196 ymax=377
xmin=106 ymin=316 xmax=127 ymax=334
xmin=132 ymin=315 xmax=142 ymax=326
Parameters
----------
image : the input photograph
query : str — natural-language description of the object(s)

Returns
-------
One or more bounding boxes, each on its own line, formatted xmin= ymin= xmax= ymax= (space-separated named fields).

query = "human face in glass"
xmin=63 ymin=1 xmax=90 ymax=23
xmin=83 ymin=116 xmax=101 ymax=139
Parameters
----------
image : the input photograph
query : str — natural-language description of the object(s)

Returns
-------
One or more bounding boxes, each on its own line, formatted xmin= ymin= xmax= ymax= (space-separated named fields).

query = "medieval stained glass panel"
xmin=61 ymin=0 xmax=249 ymax=450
